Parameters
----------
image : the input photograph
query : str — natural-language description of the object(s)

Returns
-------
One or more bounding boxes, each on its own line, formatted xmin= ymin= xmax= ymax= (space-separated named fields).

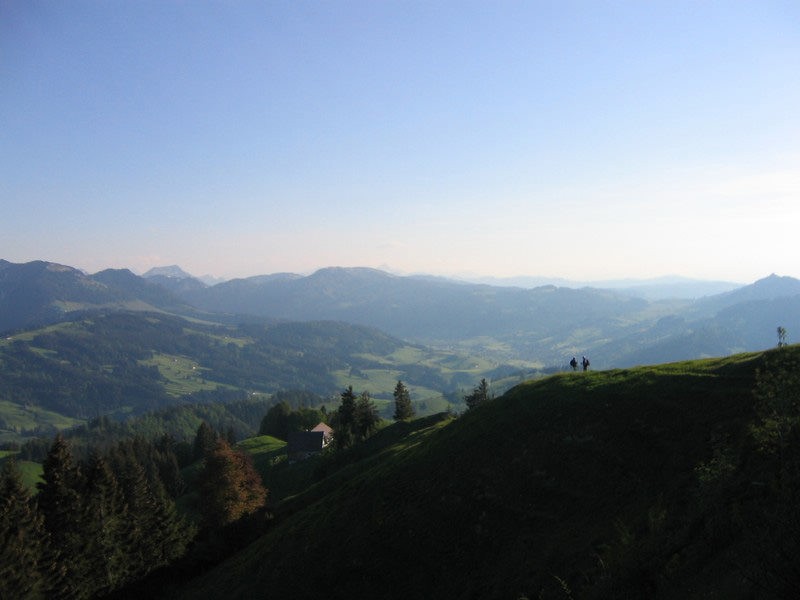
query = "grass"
xmin=140 ymin=353 xmax=225 ymax=396
xmin=169 ymin=347 xmax=779 ymax=600
xmin=0 ymin=452 xmax=43 ymax=490
xmin=235 ymin=435 xmax=286 ymax=473
xmin=0 ymin=399 xmax=83 ymax=433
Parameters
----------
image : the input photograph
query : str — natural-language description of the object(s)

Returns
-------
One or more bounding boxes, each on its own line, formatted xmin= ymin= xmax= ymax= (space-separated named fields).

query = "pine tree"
xmin=355 ymin=391 xmax=380 ymax=440
xmin=393 ymin=380 xmax=415 ymax=421
xmin=193 ymin=421 xmax=217 ymax=462
xmin=464 ymin=378 xmax=491 ymax=410
xmin=115 ymin=451 xmax=193 ymax=578
xmin=81 ymin=450 xmax=128 ymax=595
xmin=334 ymin=386 xmax=358 ymax=448
xmin=37 ymin=434 xmax=89 ymax=599
xmin=0 ymin=459 xmax=48 ymax=599
xmin=199 ymin=438 xmax=268 ymax=529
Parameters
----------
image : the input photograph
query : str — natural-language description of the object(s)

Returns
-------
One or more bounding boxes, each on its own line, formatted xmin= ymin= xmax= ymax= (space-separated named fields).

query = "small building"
xmin=286 ymin=422 xmax=334 ymax=461
xmin=310 ymin=422 xmax=334 ymax=445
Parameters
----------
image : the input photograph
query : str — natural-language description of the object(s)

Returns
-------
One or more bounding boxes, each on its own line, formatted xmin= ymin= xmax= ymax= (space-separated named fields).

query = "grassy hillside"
xmin=167 ymin=347 xmax=799 ymax=600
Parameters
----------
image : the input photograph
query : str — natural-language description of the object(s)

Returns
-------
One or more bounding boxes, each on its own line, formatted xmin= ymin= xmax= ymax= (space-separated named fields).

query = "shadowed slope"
xmin=171 ymin=350 xmax=779 ymax=600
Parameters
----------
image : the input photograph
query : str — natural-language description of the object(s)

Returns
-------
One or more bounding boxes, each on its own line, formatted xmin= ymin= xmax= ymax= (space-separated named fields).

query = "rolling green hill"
xmin=0 ymin=311 xmax=523 ymax=443
xmin=165 ymin=347 xmax=799 ymax=600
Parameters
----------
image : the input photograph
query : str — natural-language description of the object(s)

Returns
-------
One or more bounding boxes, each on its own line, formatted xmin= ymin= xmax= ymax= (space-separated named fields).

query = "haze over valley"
xmin=3 ymin=2 xmax=800 ymax=598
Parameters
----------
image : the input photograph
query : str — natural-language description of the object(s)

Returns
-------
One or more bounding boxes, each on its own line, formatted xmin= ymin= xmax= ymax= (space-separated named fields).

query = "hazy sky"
xmin=3 ymin=1 xmax=799 ymax=283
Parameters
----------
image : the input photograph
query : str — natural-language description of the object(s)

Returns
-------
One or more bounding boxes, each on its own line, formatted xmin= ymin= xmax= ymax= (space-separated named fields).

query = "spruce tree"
xmin=193 ymin=421 xmax=217 ymax=462
xmin=81 ymin=450 xmax=128 ymax=595
xmin=393 ymin=380 xmax=415 ymax=421
xmin=464 ymin=378 xmax=491 ymax=410
xmin=0 ymin=459 xmax=48 ymax=599
xmin=355 ymin=391 xmax=380 ymax=440
xmin=334 ymin=386 xmax=358 ymax=448
xmin=37 ymin=434 xmax=89 ymax=599
xmin=115 ymin=451 xmax=193 ymax=578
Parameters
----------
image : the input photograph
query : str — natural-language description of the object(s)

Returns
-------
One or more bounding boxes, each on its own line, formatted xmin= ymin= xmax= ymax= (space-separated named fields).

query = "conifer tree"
xmin=464 ymin=378 xmax=491 ymax=410
xmin=81 ymin=450 xmax=128 ymax=595
xmin=37 ymin=434 xmax=89 ymax=599
xmin=155 ymin=434 xmax=185 ymax=498
xmin=199 ymin=438 xmax=268 ymax=529
xmin=355 ymin=391 xmax=380 ymax=440
xmin=393 ymin=380 xmax=415 ymax=421
xmin=334 ymin=386 xmax=358 ymax=448
xmin=193 ymin=421 xmax=217 ymax=462
xmin=115 ymin=450 xmax=193 ymax=579
xmin=0 ymin=459 xmax=48 ymax=599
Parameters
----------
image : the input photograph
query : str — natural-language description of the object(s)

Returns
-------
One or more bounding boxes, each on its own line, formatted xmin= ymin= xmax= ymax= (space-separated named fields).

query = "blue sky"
xmin=2 ymin=1 xmax=799 ymax=283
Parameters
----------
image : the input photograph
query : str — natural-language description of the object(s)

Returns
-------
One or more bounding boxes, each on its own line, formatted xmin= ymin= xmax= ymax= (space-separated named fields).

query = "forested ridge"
xmin=0 ymin=310 xmax=502 ymax=441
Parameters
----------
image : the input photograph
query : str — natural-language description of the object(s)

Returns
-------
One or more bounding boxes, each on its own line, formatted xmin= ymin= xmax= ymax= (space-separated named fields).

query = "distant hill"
xmin=0 ymin=260 xmax=190 ymax=333
xmin=180 ymin=266 xmax=651 ymax=344
xmin=176 ymin=266 xmax=800 ymax=367
xmin=142 ymin=265 xmax=196 ymax=279
xmin=3 ymin=259 xmax=799 ymax=370
xmin=162 ymin=348 xmax=798 ymax=600
xmin=142 ymin=265 xmax=209 ymax=295
xmin=0 ymin=310 xmax=513 ymax=441
xmin=461 ymin=274 xmax=742 ymax=300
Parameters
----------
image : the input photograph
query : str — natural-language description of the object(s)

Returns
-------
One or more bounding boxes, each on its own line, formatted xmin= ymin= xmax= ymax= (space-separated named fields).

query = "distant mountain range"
xmin=455 ymin=273 xmax=742 ymax=299
xmin=2 ymin=259 xmax=799 ymax=369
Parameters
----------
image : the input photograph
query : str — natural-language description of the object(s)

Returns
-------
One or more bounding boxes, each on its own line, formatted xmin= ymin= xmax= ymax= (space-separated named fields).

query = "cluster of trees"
xmin=0 ymin=419 xmax=270 ymax=599
xmin=330 ymin=386 xmax=381 ymax=448
xmin=0 ymin=435 xmax=192 ymax=599
xmin=259 ymin=402 xmax=326 ymax=440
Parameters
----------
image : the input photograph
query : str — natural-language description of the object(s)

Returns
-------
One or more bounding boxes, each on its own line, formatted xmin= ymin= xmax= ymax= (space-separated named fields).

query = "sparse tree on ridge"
xmin=464 ymin=378 xmax=491 ymax=410
xmin=393 ymin=380 xmax=415 ymax=421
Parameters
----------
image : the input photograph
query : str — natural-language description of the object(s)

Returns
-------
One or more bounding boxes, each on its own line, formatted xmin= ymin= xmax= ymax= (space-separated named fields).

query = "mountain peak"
xmin=143 ymin=265 xmax=194 ymax=280
xmin=715 ymin=273 xmax=800 ymax=305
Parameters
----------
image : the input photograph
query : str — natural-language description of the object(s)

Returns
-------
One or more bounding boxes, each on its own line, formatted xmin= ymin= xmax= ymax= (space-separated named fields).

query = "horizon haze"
xmin=3 ymin=2 xmax=799 ymax=283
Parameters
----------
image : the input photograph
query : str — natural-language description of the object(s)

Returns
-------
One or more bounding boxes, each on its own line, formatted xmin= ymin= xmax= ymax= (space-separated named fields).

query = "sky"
xmin=2 ymin=1 xmax=799 ymax=283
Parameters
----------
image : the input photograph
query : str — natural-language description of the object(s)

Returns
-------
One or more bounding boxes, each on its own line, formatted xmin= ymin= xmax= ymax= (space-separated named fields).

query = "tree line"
xmin=0 ymin=420 xmax=268 ymax=599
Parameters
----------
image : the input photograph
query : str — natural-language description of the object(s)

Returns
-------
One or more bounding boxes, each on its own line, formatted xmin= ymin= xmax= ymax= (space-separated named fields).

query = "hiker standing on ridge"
xmin=570 ymin=357 xmax=578 ymax=371
xmin=582 ymin=356 xmax=590 ymax=371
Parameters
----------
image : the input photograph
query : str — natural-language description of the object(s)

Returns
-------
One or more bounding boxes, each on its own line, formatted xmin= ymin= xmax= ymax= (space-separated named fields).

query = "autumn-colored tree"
xmin=199 ymin=438 xmax=268 ymax=529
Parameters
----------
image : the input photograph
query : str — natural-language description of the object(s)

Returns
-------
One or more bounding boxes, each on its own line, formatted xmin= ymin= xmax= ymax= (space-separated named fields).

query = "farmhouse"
xmin=286 ymin=422 xmax=334 ymax=461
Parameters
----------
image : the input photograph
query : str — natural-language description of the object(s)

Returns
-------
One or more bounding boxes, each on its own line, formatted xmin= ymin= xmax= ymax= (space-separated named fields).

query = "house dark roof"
xmin=287 ymin=430 xmax=325 ymax=454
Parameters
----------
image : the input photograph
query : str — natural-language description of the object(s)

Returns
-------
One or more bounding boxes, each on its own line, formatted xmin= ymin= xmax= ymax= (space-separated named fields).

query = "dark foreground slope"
xmin=170 ymin=349 xmax=797 ymax=600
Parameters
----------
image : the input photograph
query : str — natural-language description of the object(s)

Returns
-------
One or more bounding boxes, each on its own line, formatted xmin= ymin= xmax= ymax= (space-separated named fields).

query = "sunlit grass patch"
xmin=141 ymin=353 xmax=223 ymax=396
